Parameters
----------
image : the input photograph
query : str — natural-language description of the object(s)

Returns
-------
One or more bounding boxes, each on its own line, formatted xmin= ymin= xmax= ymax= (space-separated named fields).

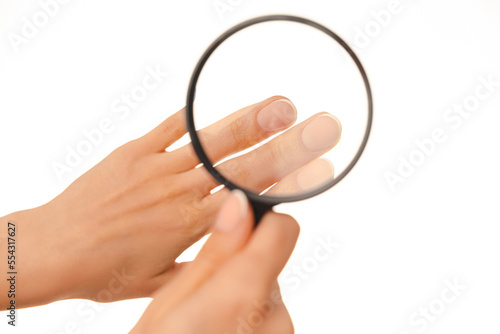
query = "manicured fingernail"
xmin=297 ymin=159 xmax=335 ymax=191
xmin=214 ymin=190 xmax=248 ymax=232
xmin=257 ymin=99 xmax=297 ymax=132
xmin=301 ymin=114 xmax=342 ymax=152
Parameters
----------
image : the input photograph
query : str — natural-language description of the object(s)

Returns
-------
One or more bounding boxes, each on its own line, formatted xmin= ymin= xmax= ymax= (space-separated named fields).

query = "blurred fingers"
xmin=168 ymin=96 xmax=297 ymax=172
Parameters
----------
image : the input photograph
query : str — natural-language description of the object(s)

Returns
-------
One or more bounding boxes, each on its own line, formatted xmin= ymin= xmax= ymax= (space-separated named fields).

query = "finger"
xmin=256 ymin=305 xmax=295 ymax=334
xmin=177 ymin=171 xmax=324 ymax=235
xmin=252 ymin=282 xmax=294 ymax=334
xmin=170 ymin=212 xmax=299 ymax=333
xmin=167 ymin=96 xmax=297 ymax=172
xmin=254 ymin=283 xmax=294 ymax=334
xmin=202 ymin=212 xmax=299 ymax=302
xmin=235 ymin=212 xmax=300 ymax=287
xmin=192 ymin=187 xmax=230 ymax=230
xmin=141 ymin=262 xmax=189 ymax=296
xmin=137 ymin=107 xmax=187 ymax=153
xmin=146 ymin=190 xmax=254 ymax=316
xmin=221 ymin=113 xmax=341 ymax=193
xmin=182 ymin=112 xmax=341 ymax=195
xmin=174 ymin=186 xmax=230 ymax=234
xmin=266 ymin=158 xmax=334 ymax=196
xmin=157 ymin=216 xmax=299 ymax=334
xmin=175 ymin=281 xmax=293 ymax=334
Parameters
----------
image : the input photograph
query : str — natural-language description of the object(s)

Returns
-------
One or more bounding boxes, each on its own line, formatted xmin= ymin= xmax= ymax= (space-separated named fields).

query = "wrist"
xmin=1 ymin=203 xmax=86 ymax=308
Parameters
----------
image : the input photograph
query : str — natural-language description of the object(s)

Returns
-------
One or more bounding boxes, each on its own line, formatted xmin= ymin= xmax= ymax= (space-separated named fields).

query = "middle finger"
xmin=185 ymin=112 xmax=341 ymax=195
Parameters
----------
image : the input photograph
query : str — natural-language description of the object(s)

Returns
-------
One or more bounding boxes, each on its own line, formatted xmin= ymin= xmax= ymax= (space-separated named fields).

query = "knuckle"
xmin=221 ymin=159 xmax=250 ymax=185
xmin=159 ymin=177 xmax=177 ymax=199
xmin=229 ymin=117 xmax=250 ymax=150
xmin=177 ymin=191 xmax=212 ymax=233
xmin=161 ymin=119 xmax=181 ymax=136
xmin=265 ymin=142 xmax=289 ymax=170
xmin=108 ymin=146 xmax=137 ymax=179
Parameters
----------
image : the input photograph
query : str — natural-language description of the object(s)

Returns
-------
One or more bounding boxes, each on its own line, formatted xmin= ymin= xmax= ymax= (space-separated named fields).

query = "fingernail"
xmin=257 ymin=99 xmax=297 ymax=132
xmin=214 ymin=190 xmax=248 ymax=232
xmin=301 ymin=114 xmax=342 ymax=152
xmin=297 ymin=159 xmax=335 ymax=191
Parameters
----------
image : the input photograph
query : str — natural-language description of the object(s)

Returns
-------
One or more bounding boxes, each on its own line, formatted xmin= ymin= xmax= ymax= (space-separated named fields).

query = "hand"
xmin=131 ymin=190 xmax=300 ymax=334
xmin=0 ymin=96 xmax=341 ymax=308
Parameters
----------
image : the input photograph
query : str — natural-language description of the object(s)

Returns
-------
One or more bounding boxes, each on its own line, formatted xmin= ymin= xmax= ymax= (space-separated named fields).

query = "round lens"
xmin=186 ymin=16 xmax=372 ymax=204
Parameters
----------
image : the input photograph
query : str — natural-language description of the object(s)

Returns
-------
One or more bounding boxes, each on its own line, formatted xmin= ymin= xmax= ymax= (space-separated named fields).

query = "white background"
xmin=1 ymin=0 xmax=500 ymax=333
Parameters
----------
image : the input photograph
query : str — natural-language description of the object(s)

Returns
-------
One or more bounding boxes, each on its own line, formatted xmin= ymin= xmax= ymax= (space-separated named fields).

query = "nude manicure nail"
xmin=257 ymin=99 xmax=297 ymax=132
xmin=301 ymin=114 xmax=342 ymax=152
xmin=297 ymin=159 xmax=335 ymax=191
xmin=214 ymin=190 xmax=248 ymax=232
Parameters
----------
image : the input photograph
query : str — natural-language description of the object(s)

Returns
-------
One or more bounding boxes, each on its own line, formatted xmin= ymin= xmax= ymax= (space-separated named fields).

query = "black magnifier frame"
xmin=186 ymin=14 xmax=373 ymax=223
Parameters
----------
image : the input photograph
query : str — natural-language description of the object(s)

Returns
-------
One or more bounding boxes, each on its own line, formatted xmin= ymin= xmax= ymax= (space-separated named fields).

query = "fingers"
xmin=174 ymin=212 xmax=299 ymax=333
xmin=146 ymin=190 xmax=254 ymax=315
xmin=141 ymin=262 xmax=189 ymax=296
xmin=220 ymin=112 xmax=341 ymax=193
xmin=235 ymin=212 xmax=300 ymax=286
xmin=266 ymin=158 xmax=335 ymax=196
xmin=137 ymin=107 xmax=188 ymax=153
xmin=175 ymin=280 xmax=294 ymax=334
xmin=183 ymin=112 xmax=341 ymax=195
xmin=187 ymin=190 xmax=253 ymax=280
xmin=133 ymin=204 xmax=299 ymax=333
xmin=159 ymin=212 xmax=299 ymax=334
xmin=195 ymin=212 xmax=299 ymax=301
xmin=168 ymin=96 xmax=297 ymax=172
xmin=220 ymin=212 xmax=300 ymax=295
xmin=256 ymin=301 xmax=295 ymax=334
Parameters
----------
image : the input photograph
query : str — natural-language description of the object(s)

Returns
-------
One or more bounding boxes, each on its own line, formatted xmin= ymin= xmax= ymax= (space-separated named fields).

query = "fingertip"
xmin=296 ymin=158 xmax=335 ymax=191
xmin=256 ymin=97 xmax=297 ymax=133
xmin=213 ymin=189 xmax=254 ymax=233
xmin=301 ymin=113 xmax=342 ymax=152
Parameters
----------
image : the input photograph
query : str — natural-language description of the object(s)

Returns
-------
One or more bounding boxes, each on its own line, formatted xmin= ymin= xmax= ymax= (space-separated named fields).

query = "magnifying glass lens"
xmin=191 ymin=19 xmax=370 ymax=201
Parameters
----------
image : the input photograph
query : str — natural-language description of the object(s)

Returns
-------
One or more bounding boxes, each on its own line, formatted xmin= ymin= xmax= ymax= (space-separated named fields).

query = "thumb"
xmin=190 ymin=189 xmax=255 ymax=276
xmin=148 ymin=190 xmax=254 ymax=313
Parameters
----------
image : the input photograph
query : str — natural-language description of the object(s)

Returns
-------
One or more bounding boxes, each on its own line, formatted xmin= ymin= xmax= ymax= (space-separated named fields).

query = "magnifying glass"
xmin=186 ymin=15 xmax=373 ymax=224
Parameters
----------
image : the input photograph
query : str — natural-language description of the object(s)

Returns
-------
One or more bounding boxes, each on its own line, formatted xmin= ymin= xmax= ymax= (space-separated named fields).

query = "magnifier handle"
xmin=251 ymin=201 xmax=274 ymax=227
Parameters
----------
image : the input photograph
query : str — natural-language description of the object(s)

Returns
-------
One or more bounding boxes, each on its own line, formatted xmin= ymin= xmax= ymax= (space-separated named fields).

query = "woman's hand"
xmin=0 ymin=95 xmax=341 ymax=308
xmin=131 ymin=190 xmax=300 ymax=334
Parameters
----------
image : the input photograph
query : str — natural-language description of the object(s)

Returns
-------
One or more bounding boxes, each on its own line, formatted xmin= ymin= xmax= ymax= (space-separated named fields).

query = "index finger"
xmin=169 ymin=96 xmax=297 ymax=172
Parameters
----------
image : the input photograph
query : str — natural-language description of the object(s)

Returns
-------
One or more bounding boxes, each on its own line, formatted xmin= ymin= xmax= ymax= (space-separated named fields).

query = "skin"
xmin=0 ymin=96 xmax=341 ymax=331
xmin=131 ymin=190 xmax=300 ymax=334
